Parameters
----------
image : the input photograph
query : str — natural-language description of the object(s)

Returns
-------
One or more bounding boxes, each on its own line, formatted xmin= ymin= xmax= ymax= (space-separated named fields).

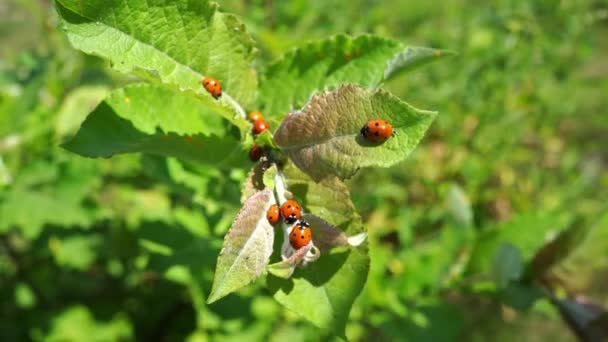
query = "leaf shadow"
xmin=354 ymin=133 xmax=385 ymax=147
xmin=267 ymin=249 xmax=351 ymax=295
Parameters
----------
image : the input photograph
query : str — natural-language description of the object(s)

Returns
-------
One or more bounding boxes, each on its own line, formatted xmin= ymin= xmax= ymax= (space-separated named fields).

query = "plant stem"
xmin=223 ymin=93 xmax=247 ymax=119
xmin=274 ymin=169 xmax=288 ymax=204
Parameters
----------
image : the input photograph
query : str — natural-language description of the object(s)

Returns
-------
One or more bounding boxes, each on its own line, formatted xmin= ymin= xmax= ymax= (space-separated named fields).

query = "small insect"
xmin=280 ymin=200 xmax=302 ymax=224
xmin=248 ymin=144 xmax=263 ymax=162
xmin=252 ymin=119 xmax=270 ymax=135
xmin=289 ymin=220 xmax=312 ymax=249
xmin=360 ymin=119 xmax=394 ymax=142
xmin=248 ymin=111 xmax=264 ymax=122
xmin=266 ymin=204 xmax=281 ymax=225
xmin=201 ymin=77 xmax=221 ymax=98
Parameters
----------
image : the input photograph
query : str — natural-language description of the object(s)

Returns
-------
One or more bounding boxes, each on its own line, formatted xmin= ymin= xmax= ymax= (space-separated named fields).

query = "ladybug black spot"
xmin=375 ymin=132 xmax=379 ymax=136
xmin=301 ymin=235 xmax=305 ymax=239
xmin=375 ymin=122 xmax=379 ymax=126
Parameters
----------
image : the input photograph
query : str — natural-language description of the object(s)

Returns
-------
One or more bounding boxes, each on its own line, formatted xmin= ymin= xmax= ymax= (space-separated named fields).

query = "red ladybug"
xmin=289 ymin=220 xmax=312 ymax=249
xmin=252 ymin=119 xmax=270 ymax=135
xmin=267 ymin=204 xmax=281 ymax=225
xmin=201 ymin=77 xmax=221 ymax=98
xmin=280 ymin=200 xmax=302 ymax=224
xmin=360 ymin=119 xmax=394 ymax=142
xmin=249 ymin=145 xmax=263 ymax=162
xmin=248 ymin=111 xmax=264 ymax=122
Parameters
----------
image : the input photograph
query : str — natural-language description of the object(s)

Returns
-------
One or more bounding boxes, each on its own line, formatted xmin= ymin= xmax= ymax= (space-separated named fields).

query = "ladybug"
xmin=252 ymin=119 xmax=270 ymax=135
xmin=266 ymin=204 xmax=281 ymax=225
xmin=249 ymin=144 xmax=263 ymax=162
xmin=280 ymin=200 xmax=302 ymax=224
xmin=360 ymin=119 xmax=394 ymax=142
xmin=248 ymin=111 xmax=264 ymax=122
xmin=201 ymin=77 xmax=221 ymax=98
xmin=289 ymin=220 xmax=312 ymax=249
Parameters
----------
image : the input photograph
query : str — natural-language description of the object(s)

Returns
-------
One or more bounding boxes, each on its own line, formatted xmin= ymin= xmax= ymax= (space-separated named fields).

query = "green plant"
xmin=3 ymin=1 xmax=607 ymax=340
xmin=54 ymin=0 xmax=451 ymax=336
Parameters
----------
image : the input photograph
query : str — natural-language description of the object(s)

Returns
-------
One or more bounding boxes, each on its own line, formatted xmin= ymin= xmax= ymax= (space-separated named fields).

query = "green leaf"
xmin=63 ymin=83 xmax=243 ymax=165
xmin=0 ymin=158 xmax=101 ymax=238
xmin=445 ymin=183 xmax=474 ymax=227
xmin=383 ymin=46 xmax=456 ymax=81
xmin=491 ymin=243 xmax=523 ymax=289
xmin=49 ymin=234 xmax=103 ymax=271
xmin=54 ymin=85 xmax=111 ymax=139
xmin=468 ymin=211 xmax=572 ymax=275
xmin=45 ymin=305 xmax=133 ymax=341
xmin=259 ymin=34 xmax=450 ymax=120
xmin=267 ymin=163 xmax=369 ymax=337
xmin=55 ymin=0 xmax=258 ymax=108
xmin=14 ymin=283 xmax=37 ymax=309
xmin=208 ymin=189 xmax=275 ymax=303
xmin=274 ymin=84 xmax=436 ymax=181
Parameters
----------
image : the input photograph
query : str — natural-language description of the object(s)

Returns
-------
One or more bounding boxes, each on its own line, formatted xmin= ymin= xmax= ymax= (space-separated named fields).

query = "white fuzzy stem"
xmin=223 ymin=93 xmax=247 ymax=119
xmin=274 ymin=170 xmax=288 ymax=205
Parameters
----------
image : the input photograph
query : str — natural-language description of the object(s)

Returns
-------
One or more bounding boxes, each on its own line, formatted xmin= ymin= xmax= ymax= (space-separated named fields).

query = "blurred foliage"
xmin=1 ymin=0 xmax=607 ymax=341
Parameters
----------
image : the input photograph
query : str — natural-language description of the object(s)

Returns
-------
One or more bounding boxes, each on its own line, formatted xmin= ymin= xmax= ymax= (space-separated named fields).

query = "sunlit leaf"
xmin=260 ymin=34 xmax=451 ymax=120
xmin=63 ymin=84 xmax=244 ymax=166
xmin=274 ymin=84 xmax=436 ymax=181
xmin=55 ymin=0 xmax=258 ymax=108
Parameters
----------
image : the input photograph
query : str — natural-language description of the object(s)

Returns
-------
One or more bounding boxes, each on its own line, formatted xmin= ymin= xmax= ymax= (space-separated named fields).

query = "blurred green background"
xmin=1 ymin=0 xmax=607 ymax=341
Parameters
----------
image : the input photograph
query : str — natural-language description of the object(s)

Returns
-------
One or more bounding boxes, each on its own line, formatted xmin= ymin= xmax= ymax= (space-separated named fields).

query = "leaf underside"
xmin=63 ymin=84 xmax=244 ymax=166
xmin=55 ymin=0 xmax=258 ymax=109
xmin=208 ymin=189 xmax=275 ymax=303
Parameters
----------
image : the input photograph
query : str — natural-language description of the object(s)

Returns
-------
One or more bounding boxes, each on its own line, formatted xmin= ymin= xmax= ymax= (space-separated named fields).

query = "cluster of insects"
xmin=266 ymin=200 xmax=313 ymax=249
xmin=202 ymin=76 xmax=395 ymax=145
xmin=201 ymin=76 xmax=393 ymax=257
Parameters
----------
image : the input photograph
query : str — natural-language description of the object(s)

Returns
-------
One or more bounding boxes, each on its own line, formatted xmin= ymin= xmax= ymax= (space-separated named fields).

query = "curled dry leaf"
xmin=267 ymin=244 xmax=313 ymax=279
xmin=303 ymin=214 xmax=367 ymax=251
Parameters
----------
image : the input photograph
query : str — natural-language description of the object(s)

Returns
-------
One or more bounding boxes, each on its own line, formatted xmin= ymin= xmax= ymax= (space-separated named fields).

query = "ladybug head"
xmin=298 ymin=220 xmax=310 ymax=229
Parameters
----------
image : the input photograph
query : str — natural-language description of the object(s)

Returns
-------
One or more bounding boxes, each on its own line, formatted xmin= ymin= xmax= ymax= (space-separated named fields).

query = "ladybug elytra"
xmin=248 ymin=111 xmax=264 ymax=122
xmin=202 ymin=77 xmax=222 ymax=98
xmin=280 ymin=200 xmax=302 ymax=224
xmin=360 ymin=119 xmax=394 ymax=142
xmin=249 ymin=144 xmax=263 ymax=162
xmin=252 ymin=119 xmax=270 ymax=135
xmin=267 ymin=204 xmax=281 ymax=225
xmin=289 ymin=220 xmax=312 ymax=249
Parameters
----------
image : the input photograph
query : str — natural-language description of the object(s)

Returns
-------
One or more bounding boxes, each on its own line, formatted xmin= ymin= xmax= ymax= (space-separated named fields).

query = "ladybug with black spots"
xmin=289 ymin=220 xmax=312 ymax=249
xmin=201 ymin=77 xmax=222 ymax=98
xmin=360 ymin=119 xmax=394 ymax=142
xmin=266 ymin=204 xmax=281 ymax=225
xmin=280 ymin=200 xmax=302 ymax=224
